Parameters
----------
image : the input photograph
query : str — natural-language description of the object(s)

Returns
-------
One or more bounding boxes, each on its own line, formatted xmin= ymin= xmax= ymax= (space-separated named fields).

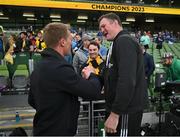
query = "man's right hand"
xmin=104 ymin=112 xmax=119 ymax=134
xmin=82 ymin=66 xmax=95 ymax=79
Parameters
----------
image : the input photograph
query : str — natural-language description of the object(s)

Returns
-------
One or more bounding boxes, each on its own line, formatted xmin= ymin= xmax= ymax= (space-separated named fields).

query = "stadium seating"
xmin=0 ymin=65 xmax=9 ymax=89
xmin=14 ymin=52 xmax=30 ymax=67
xmin=12 ymin=64 xmax=29 ymax=89
xmin=29 ymin=52 xmax=42 ymax=74
xmin=31 ymin=52 xmax=41 ymax=67
xmin=6 ymin=52 xmax=30 ymax=79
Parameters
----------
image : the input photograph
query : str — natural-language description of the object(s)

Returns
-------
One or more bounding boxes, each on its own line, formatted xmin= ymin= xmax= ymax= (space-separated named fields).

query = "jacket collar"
xmin=41 ymin=48 xmax=64 ymax=60
xmin=170 ymin=58 xmax=177 ymax=68
xmin=113 ymin=30 xmax=129 ymax=41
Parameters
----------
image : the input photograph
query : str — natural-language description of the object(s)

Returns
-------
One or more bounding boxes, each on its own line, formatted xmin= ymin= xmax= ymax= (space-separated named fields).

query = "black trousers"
xmin=144 ymin=44 xmax=149 ymax=49
xmin=106 ymin=111 xmax=143 ymax=136
xmin=156 ymin=44 xmax=162 ymax=49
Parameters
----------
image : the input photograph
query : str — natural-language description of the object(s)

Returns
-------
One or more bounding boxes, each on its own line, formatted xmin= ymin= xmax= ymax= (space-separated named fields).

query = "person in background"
xmin=4 ymin=34 xmax=17 ymax=66
xmin=140 ymin=31 xmax=150 ymax=50
xmin=141 ymin=46 xmax=155 ymax=101
xmin=70 ymin=30 xmax=77 ymax=53
xmin=0 ymin=34 xmax=4 ymax=58
xmin=35 ymin=30 xmax=46 ymax=52
xmin=81 ymin=40 xmax=105 ymax=114
xmin=162 ymin=52 xmax=180 ymax=82
xmin=82 ymin=41 xmax=105 ymax=76
xmin=15 ymin=32 xmax=30 ymax=53
xmin=156 ymin=31 xmax=164 ymax=50
xmin=5 ymin=34 xmax=17 ymax=54
xmin=73 ymin=35 xmax=92 ymax=74
xmin=28 ymin=23 xmax=103 ymax=136
xmin=72 ymin=33 xmax=82 ymax=54
xmin=77 ymin=27 xmax=82 ymax=37
xmin=135 ymin=30 xmax=141 ymax=43
xmin=98 ymin=12 xmax=148 ymax=136
xmin=0 ymin=26 xmax=5 ymax=59
xmin=64 ymin=30 xmax=76 ymax=64
xmin=64 ymin=50 xmax=73 ymax=64
xmin=147 ymin=31 xmax=152 ymax=38
xmin=27 ymin=30 xmax=36 ymax=52
xmin=95 ymin=37 xmax=108 ymax=60
xmin=141 ymin=46 xmax=155 ymax=86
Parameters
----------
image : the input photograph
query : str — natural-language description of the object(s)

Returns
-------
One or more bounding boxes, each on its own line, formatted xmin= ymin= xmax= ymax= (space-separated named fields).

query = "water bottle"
xmin=15 ymin=112 xmax=20 ymax=122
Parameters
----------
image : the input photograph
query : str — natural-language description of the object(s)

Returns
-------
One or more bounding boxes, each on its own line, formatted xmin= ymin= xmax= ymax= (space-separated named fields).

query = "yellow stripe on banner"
xmin=0 ymin=0 xmax=180 ymax=15
xmin=0 ymin=113 xmax=35 ymax=120
xmin=0 ymin=123 xmax=32 ymax=129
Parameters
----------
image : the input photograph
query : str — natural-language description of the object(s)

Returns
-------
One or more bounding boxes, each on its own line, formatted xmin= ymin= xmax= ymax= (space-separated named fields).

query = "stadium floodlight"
xmin=23 ymin=12 xmax=35 ymax=17
xmin=145 ymin=17 xmax=154 ymax=22
xmin=26 ymin=18 xmax=37 ymax=21
xmin=0 ymin=17 xmax=9 ymax=20
xmin=139 ymin=0 xmax=144 ymax=4
xmin=77 ymin=20 xmax=86 ymax=23
xmin=145 ymin=19 xmax=154 ymax=22
xmin=126 ymin=17 xmax=135 ymax=22
xmin=50 ymin=14 xmax=61 ymax=18
xmin=125 ymin=0 xmax=132 ymax=4
xmin=0 ymin=12 xmax=3 ymax=16
xmin=155 ymin=0 xmax=159 ymax=3
xmin=77 ymin=15 xmax=88 ymax=20
xmin=51 ymin=19 xmax=61 ymax=22
xmin=122 ymin=21 xmax=130 ymax=25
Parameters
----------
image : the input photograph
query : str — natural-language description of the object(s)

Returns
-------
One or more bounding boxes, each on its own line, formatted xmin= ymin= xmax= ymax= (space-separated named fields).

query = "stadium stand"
xmin=0 ymin=64 xmax=9 ymax=90
xmin=31 ymin=52 xmax=41 ymax=67
xmin=12 ymin=64 xmax=29 ymax=89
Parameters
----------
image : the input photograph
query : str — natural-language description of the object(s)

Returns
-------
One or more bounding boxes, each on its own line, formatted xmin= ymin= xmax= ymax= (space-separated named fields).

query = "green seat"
xmin=32 ymin=52 xmax=41 ymax=60
xmin=32 ymin=52 xmax=42 ymax=66
xmin=12 ymin=64 xmax=29 ymax=89
xmin=0 ymin=70 xmax=9 ymax=77
xmin=0 ymin=65 xmax=8 ymax=70
xmin=29 ymin=52 xmax=42 ymax=73
xmin=16 ymin=64 xmax=28 ymax=70
xmin=14 ymin=52 xmax=30 ymax=65
xmin=0 ymin=65 xmax=9 ymax=76
xmin=14 ymin=69 xmax=29 ymax=77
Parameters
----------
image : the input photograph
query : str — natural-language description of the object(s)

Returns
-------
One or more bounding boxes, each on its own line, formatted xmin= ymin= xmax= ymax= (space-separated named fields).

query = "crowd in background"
xmin=0 ymin=27 xmax=180 ymax=82
xmin=0 ymin=28 xmax=180 ymax=59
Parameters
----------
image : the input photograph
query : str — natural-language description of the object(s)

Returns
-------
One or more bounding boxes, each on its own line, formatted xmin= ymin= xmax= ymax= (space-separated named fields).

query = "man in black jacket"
xmin=142 ymin=46 xmax=155 ymax=86
xmin=98 ymin=13 xmax=148 ymax=136
xmin=28 ymin=23 xmax=103 ymax=136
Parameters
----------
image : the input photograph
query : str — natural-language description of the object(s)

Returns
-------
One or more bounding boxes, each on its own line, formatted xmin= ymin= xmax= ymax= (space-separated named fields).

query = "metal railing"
xmin=77 ymin=100 xmax=105 ymax=136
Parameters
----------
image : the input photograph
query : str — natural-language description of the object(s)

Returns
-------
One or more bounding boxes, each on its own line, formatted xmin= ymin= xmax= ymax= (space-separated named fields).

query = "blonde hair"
xmin=43 ymin=23 xmax=69 ymax=48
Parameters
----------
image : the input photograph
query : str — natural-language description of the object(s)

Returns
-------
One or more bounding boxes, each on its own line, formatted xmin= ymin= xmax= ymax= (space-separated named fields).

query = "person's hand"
xmin=82 ymin=66 xmax=95 ymax=79
xmin=104 ymin=112 xmax=119 ymax=134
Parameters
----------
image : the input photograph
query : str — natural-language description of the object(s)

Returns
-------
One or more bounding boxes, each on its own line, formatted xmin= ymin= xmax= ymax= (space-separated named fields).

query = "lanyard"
xmin=106 ymin=42 xmax=113 ymax=68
